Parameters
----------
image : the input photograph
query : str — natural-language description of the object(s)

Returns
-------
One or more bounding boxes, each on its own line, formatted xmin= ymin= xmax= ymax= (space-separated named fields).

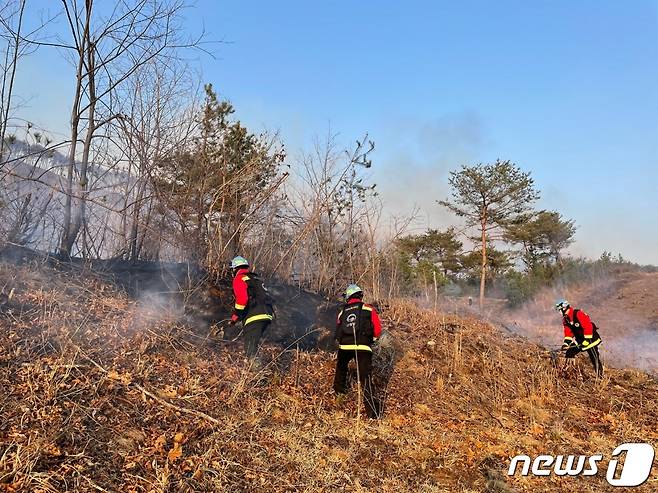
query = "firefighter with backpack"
xmin=229 ymin=256 xmax=274 ymax=359
xmin=333 ymin=284 xmax=383 ymax=418
xmin=555 ymin=299 xmax=603 ymax=377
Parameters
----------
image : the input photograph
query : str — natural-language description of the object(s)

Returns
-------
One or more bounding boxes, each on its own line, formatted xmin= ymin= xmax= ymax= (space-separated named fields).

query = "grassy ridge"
xmin=1 ymin=262 xmax=657 ymax=492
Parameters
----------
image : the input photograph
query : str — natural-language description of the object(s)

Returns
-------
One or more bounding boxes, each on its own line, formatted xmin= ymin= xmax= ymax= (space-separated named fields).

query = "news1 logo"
xmin=508 ymin=443 xmax=655 ymax=487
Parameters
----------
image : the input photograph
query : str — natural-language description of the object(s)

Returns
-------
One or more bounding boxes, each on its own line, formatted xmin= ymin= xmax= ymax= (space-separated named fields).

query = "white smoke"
xmin=501 ymin=273 xmax=658 ymax=372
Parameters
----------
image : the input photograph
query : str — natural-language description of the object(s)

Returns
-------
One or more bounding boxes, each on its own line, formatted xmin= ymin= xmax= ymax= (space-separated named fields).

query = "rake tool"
xmin=208 ymin=318 xmax=243 ymax=342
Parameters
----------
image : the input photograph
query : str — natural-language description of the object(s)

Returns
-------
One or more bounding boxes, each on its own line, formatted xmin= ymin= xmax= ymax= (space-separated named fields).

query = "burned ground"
xmin=1 ymin=259 xmax=658 ymax=492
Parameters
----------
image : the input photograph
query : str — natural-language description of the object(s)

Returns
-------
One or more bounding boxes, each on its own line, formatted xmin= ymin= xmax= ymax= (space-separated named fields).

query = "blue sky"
xmin=14 ymin=1 xmax=658 ymax=264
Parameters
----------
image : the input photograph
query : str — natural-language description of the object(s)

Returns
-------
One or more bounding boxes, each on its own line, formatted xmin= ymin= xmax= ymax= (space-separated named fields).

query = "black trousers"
xmin=243 ymin=320 xmax=270 ymax=358
xmin=565 ymin=344 xmax=604 ymax=377
xmin=333 ymin=349 xmax=380 ymax=418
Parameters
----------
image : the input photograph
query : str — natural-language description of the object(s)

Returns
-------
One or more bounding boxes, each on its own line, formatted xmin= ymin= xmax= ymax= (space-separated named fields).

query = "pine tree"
xmin=439 ymin=160 xmax=539 ymax=310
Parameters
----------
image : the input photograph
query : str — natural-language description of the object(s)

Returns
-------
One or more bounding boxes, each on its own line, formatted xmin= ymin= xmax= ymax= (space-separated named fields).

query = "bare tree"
xmin=111 ymin=59 xmax=200 ymax=261
xmin=0 ymin=0 xmax=24 ymax=164
xmin=277 ymin=132 xmax=375 ymax=294
xmin=51 ymin=0 xmax=206 ymax=257
xmin=1 ymin=0 xmax=58 ymax=171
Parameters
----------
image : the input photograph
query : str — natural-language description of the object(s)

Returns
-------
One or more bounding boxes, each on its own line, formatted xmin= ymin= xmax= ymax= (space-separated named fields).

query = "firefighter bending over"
xmin=555 ymin=299 xmax=603 ymax=377
xmin=333 ymin=284 xmax=382 ymax=418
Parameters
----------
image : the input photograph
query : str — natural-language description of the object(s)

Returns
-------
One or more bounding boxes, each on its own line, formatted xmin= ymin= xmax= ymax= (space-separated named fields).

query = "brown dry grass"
xmin=1 ymin=262 xmax=658 ymax=492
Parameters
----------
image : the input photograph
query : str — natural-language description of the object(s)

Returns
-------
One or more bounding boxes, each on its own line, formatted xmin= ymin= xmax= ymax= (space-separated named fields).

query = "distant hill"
xmin=1 ymin=140 xmax=146 ymax=257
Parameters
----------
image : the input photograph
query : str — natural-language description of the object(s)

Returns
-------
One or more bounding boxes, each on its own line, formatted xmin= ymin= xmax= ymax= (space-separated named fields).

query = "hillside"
xmin=503 ymin=269 xmax=658 ymax=371
xmin=1 ymin=259 xmax=658 ymax=492
xmin=1 ymin=140 xmax=158 ymax=258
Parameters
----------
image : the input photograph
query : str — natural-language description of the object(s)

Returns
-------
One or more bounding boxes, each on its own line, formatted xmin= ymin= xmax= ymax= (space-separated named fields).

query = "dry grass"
xmin=1 ymin=262 xmax=658 ymax=492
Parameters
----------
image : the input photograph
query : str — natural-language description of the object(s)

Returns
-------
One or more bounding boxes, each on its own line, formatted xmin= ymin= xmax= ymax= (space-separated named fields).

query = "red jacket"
xmin=562 ymin=306 xmax=594 ymax=340
xmin=231 ymin=268 xmax=250 ymax=322
xmin=562 ymin=306 xmax=602 ymax=351
xmin=231 ymin=268 xmax=274 ymax=326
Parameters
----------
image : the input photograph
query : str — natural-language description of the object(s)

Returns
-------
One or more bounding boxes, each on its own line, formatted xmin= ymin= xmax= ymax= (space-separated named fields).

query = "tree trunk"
xmin=64 ymin=31 xmax=96 ymax=258
xmin=128 ymin=179 xmax=146 ymax=261
xmin=60 ymin=66 xmax=84 ymax=256
xmin=70 ymin=64 xmax=95 ymax=257
xmin=479 ymin=214 xmax=487 ymax=311
xmin=60 ymin=2 xmax=92 ymax=257
xmin=0 ymin=0 xmax=25 ymax=165
xmin=134 ymin=195 xmax=154 ymax=260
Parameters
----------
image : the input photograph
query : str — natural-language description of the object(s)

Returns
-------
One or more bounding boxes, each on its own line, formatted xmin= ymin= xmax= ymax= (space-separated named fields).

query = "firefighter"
xmin=333 ymin=284 xmax=382 ymax=418
xmin=555 ymin=299 xmax=603 ymax=377
xmin=229 ymin=256 xmax=274 ymax=359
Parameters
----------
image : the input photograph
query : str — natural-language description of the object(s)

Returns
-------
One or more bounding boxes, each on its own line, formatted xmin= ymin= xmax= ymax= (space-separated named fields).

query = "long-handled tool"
xmin=208 ymin=319 xmax=243 ymax=342
xmin=559 ymin=341 xmax=580 ymax=372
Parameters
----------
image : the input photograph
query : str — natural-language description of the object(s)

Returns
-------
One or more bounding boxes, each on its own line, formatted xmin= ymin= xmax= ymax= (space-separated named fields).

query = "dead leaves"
xmin=154 ymin=434 xmax=167 ymax=453
xmin=158 ymin=385 xmax=178 ymax=399
xmin=167 ymin=441 xmax=183 ymax=463
xmin=154 ymin=432 xmax=185 ymax=463
xmin=43 ymin=443 xmax=63 ymax=457
xmin=529 ymin=422 xmax=545 ymax=437
xmin=106 ymin=369 xmax=132 ymax=385
xmin=0 ymin=480 xmax=24 ymax=493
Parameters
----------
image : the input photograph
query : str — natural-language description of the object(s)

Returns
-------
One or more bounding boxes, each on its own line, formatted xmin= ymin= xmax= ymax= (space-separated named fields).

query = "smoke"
xmin=127 ymin=287 xmax=185 ymax=332
xmin=375 ymin=112 xmax=487 ymax=231
xmin=501 ymin=271 xmax=658 ymax=372
xmin=604 ymin=329 xmax=658 ymax=371
xmin=121 ymin=267 xmax=340 ymax=350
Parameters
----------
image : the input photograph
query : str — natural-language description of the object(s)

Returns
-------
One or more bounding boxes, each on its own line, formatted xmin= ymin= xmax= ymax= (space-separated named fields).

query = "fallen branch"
xmin=74 ymin=344 xmax=222 ymax=427
xmin=131 ymin=380 xmax=221 ymax=427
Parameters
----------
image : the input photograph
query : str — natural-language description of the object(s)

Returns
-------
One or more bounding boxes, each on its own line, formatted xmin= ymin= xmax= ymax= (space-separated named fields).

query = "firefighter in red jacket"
xmin=333 ymin=284 xmax=382 ymax=418
xmin=229 ymin=256 xmax=274 ymax=358
xmin=555 ymin=299 xmax=603 ymax=377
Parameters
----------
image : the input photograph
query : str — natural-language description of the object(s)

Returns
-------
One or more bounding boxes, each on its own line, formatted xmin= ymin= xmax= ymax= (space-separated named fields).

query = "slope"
xmin=1 ymin=260 xmax=657 ymax=492
xmin=504 ymin=269 xmax=658 ymax=370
